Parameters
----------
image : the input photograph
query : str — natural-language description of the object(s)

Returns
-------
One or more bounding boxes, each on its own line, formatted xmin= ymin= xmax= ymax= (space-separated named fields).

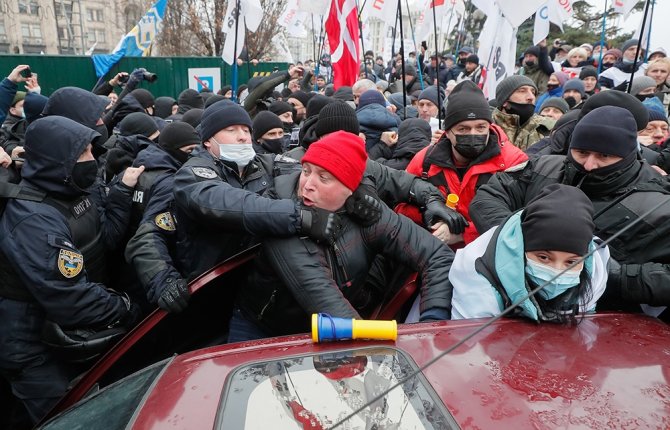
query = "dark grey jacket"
xmin=239 ymin=172 xmax=454 ymax=336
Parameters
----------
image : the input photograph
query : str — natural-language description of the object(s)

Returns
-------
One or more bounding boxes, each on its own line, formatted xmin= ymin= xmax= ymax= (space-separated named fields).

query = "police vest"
xmin=0 ymin=187 xmax=108 ymax=301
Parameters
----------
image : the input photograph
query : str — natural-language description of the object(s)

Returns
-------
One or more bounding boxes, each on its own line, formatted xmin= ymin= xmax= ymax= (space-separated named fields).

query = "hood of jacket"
xmin=22 ymin=116 xmax=100 ymax=196
xmin=394 ymin=118 xmax=430 ymax=159
xmin=154 ymin=96 xmax=176 ymax=119
xmin=133 ymin=143 xmax=182 ymax=171
xmin=356 ymin=104 xmax=399 ymax=131
xmin=42 ymin=87 xmax=108 ymax=130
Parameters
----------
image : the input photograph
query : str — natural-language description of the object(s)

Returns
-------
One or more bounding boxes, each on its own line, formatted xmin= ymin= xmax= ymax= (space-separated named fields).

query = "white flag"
xmin=296 ymin=0 xmax=330 ymax=15
xmin=635 ymin=10 xmax=652 ymax=52
xmin=278 ymin=0 xmax=309 ymax=37
xmin=548 ymin=0 xmax=573 ymax=31
xmin=613 ymin=0 xmax=637 ymax=18
xmin=221 ymin=0 xmax=264 ymax=65
xmin=533 ymin=3 xmax=550 ymax=46
xmin=415 ymin=0 xmax=451 ymax=45
xmin=366 ymin=0 xmax=397 ymax=23
xmin=496 ymin=0 xmax=546 ymax=28
xmin=272 ymin=33 xmax=294 ymax=63
xmin=477 ymin=7 xmax=517 ymax=100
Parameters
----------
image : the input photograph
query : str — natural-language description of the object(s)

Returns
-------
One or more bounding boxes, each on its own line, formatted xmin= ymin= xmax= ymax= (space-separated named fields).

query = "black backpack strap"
xmin=0 ymin=181 xmax=47 ymax=202
xmin=420 ymin=145 xmax=450 ymax=191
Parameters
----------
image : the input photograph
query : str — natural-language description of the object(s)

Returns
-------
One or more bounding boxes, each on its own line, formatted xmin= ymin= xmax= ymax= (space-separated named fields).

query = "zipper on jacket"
xmin=258 ymin=289 xmax=277 ymax=320
xmin=332 ymin=243 xmax=352 ymax=289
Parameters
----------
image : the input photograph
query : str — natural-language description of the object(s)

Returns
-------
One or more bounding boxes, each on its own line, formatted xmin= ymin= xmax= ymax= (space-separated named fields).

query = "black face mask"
xmin=505 ymin=101 xmax=536 ymax=125
xmin=601 ymin=62 xmax=614 ymax=70
xmin=282 ymin=122 xmax=295 ymax=134
xmin=453 ymin=133 xmax=488 ymax=159
xmin=260 ymin=137 xmax=286 ymax=154
xmin=546 ymin=84 xmax=559 ymax=92
xmin=71 ymin=160 xmax=98 ymax=191
xmin=166 ymin=148 xmax=190 ymax=164
xmin=635 ymin=93 xmax=655 ymax=102
xmin=564 ymin=96 xmax=578 ymax=108
xmin=525 ymin=61 xmax=536 ymax=68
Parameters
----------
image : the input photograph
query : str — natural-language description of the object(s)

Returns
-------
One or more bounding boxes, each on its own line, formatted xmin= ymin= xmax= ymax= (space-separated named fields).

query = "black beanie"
xmin=315 ymin=101 xmax=360 ymax=138
xmin=306 ymin=95 xmax=332 ymax=118
xmin=443 ymin=81 xmax=492 ymax=130
xmin=579 ymin=90 xmax=648 ymax=131
xmin=178 ymin=89 xmax=204 ymax=110
xmin=522 ymin=184 xmax=595 ymax=256
xmin=269 ymin=100 xmax=293 ymax=117
xmin=399 ymin=117 xmax=432 ymax=141
xmin=154 ymin=96 xmax=177 ymax=119
xmin=204 ymin=94 xmax=227 ymax=109
xmin=524 ymin=46 xmax=541 ymax=58
xmin=570 ymin=106 xmax=638 ymax=158
xmin=288 ymin=90 xmax=310 ymax=107
xmin=333 ymin=86 xmax=354 ymax=102
xmin=181 ymin=108 xmax=203 ymax=128
xmin=198 ymin=100 xmax=253 ymax=142
xmin=579 ymin=66 xmax=598 ymax=81
xmin=466 ymin=54 xmax=479 ymax=65
xmin=159 ymin=121 xmax=201 ymax=151
xmin=252 ymin=111 xmax=284 ymax=141
xmin=219 ymin=85 xmax=232 ymax=96
xmin=130 ymin=89 xmax=155 ymax=109
xmin=119 ymin=112 xmax=158 ymax=137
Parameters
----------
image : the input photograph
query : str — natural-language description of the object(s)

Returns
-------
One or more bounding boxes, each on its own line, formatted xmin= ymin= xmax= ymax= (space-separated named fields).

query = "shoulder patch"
xmin=191 ymin=166 xmax=218 ymax=179
xmin=154 ymin=211 xmax=176 ymax=231
xmin=58 ymin=249 xmax=84 ymax=278
xmin=504 ymin=161 xmax=529 ymax=173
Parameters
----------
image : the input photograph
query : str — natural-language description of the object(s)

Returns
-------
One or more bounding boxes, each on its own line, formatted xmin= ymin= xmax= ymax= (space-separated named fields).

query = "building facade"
xmin=0 ymin=0 xmax=145 ymax=55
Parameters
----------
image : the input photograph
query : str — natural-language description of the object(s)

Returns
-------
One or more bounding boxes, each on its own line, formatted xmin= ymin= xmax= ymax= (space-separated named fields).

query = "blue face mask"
xmin=525 ymin=257 xmax=581 ymax=300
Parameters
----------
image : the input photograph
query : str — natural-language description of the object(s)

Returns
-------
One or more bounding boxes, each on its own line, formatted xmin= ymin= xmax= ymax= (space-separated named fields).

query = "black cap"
xmin=579 ymin=90 xmax=648 ymax=131
xmin=119 ymin=112 xmax=158 ymax=137
xmin=315 ymin=101 xmax=359 ymax=138
xmin=269 ymin=100 xmax=293 ymax=117
xmin=522 ymin=184 xmax=595 ymax=256
xmin=570 ymin=106 xmax=638 ymax=158
xmin=443 ymin=81 xmax=492 ymax=130
xmin=181 ymin=108 xmax=203 ymax=128
xmin=252 ymin=111 xmax=284 ymax=141
xmin=159 ymin=121 xmax=201 ymax=151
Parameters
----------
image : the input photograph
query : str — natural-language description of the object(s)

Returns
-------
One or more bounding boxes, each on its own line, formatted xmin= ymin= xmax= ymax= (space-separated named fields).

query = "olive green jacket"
xmin=492 ymin=108 xmax=555 ymax=151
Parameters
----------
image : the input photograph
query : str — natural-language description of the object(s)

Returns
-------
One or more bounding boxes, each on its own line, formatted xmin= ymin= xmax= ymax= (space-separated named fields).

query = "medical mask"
xmin=525 ymin=257 xmax=581 ymax=300
xmin=453 ymin=133 xmax=488 ymax=159
xmin=505 ymin=101 xmax=536 ymax=125
xmin=218 ymin=143 xmax=256 ymax=169
xmin=71 ymin=160 xmax=98 ymax=191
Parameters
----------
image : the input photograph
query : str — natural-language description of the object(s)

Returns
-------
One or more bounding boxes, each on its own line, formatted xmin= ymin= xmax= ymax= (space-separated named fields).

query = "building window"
xmin=55 ymin=2 xmax=73 ymax=19
xmin=87 ymin=8 xmax=104 ymax=22
xmin=21 ymin=22 xmax=43 ymax=43
xmin=18 ymin=0 xmax=39 ymax=15
xmin=86 ymin=29 xmax=106 ymax=44
xmin=96 ymin=30 xmax=106 ymax=43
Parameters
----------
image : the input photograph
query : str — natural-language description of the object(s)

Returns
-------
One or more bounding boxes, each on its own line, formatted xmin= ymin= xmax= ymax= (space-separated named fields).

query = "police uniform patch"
xmin=192 ymin=167 xmax=218 ymax=179
xmin=57 ymin=249 xmax=84 ymax=278
xmin=155 ymin=212 xmax=176 ymax=231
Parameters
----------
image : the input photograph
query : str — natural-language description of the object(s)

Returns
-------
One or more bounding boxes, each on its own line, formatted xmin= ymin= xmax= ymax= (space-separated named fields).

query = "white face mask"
xmin=525 ymin=256 xmax=581 ymax=300
xmin=218 ymin=143 xmax=256 ymax=169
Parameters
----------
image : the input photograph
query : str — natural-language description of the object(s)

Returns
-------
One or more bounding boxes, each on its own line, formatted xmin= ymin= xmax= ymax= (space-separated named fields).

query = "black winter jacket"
xmin=470 ymin=154 xmax=670 ymax=312
xmin=239 ymin=172 xmax=454 ymax=336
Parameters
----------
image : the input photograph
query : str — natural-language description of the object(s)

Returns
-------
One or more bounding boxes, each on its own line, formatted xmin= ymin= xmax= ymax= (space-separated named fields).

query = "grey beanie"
xmin=630 ymin=76 xmax=658 ymax=96
xmin=418 ymin=85 xmax=443 ymax=107
xmin=540 ymin=97 xmax=570 ymax=114
xmin=621 ymin=39 xmax=639 ymax=53
xmin=495 ymin=75 xmax=537 ymax=106
xmin=563 ymin=79 xmax=585 ymax=97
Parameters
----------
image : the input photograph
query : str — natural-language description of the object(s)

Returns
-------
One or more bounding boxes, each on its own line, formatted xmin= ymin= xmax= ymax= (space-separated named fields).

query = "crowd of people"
xmin=0 ymin=35 xmax=669 ymax=427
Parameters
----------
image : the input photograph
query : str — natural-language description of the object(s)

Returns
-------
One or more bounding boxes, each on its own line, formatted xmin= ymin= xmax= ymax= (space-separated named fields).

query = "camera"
xmin=20 ymin=67 xmax=32 ymax=78
xmin=142 ymin=71 xmax=158 ymax=82
xmin=118 ymin=74 xmax=129 ymax=83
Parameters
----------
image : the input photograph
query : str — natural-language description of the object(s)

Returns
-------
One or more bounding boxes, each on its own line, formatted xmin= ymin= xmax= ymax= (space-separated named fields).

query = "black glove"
xmin=422 ymin=199 xmax=469 ymax=234
xmin=604 ymin=257 xmax=623 ymax=301
xmin=111 ymin=291 xmax=143 ymax=329
xmin=344 ymin=184 xmax=383 ymax=227
xmin=157 ymin=277 xmax=190 ymax=313
xmin=300 ymin=206 xmax=343 ymax=245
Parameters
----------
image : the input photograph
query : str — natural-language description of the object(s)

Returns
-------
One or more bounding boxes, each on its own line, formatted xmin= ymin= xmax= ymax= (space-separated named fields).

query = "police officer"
xmin=0 ymin=116 xmax=143 ymax=425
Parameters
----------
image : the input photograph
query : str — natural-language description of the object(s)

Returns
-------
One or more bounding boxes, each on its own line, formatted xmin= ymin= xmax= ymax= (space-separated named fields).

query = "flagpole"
xmin=231 ymin=0 xmax=241 ymax=103
xmin=454 ymin=0 xmax=472 ymax=55
xmin=354 ymin=0 xmax=369 ymax=80
xmin=627 ymin=0 xmax=651 ymax=93
xmin=430 ymin=0 xmax=442 ymax=128
xmin=314 ymin=15 xmax=325 ymax=91
xmin=405 ymin=0 xmax=424 ymax=90
xmin=397 ymin=0 xmax=407 ymax=111
xmin=597 ymin=0 xmax=608 ymax=75
xmin=644 ymin=0 xmax=655 ymax=61
xmin=391 ymin=6 xmax=399 ymax=58
xmin=442 ymin=4 xmax=456 ymax=54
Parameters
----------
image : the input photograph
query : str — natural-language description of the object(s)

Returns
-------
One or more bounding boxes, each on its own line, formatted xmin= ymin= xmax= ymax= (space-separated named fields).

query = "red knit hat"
xmin=301 ymin=131 xmax=368 ymax=192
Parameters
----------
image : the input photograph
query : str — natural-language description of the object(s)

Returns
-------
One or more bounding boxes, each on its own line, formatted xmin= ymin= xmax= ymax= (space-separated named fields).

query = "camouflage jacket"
xmin=492 ymin=109 xmax=555 ymax=152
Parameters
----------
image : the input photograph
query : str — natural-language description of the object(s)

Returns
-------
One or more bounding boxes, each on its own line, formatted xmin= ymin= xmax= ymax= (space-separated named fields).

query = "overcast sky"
xmin=586 ymin=0 xmax=668 ymax=50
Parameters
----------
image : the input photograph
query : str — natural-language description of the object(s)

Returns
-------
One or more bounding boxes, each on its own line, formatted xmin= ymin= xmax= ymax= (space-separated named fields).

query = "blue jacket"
xmin=0 ymin=116 xmax=132 ymax=327
xmin=0 ymin=78 xmax=18 ymax=126
xmin=356 ymin=103 xmax=400 ymax=157
xmin=535 ymin=87 xmax=564 ymax=113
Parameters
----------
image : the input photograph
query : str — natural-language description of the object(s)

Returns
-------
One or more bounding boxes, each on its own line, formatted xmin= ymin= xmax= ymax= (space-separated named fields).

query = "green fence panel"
xmin=0 ymin=55 xmax=288 ymax=98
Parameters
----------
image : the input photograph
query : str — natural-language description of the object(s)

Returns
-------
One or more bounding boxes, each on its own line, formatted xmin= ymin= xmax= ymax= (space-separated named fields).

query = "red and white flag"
xmin=326 ymin=0 xmax=360 ymax=89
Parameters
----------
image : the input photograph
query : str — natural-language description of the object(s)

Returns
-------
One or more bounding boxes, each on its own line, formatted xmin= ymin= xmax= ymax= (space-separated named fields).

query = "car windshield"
xmin=39 ymin=358 xmax=169 ymax=430
xmin=217 ymin=347 xmax=456 ymax=429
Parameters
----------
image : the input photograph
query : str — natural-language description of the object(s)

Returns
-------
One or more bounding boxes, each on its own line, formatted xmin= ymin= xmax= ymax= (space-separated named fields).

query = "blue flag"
xmin=92 ymin=0 xmax=167 ymax=77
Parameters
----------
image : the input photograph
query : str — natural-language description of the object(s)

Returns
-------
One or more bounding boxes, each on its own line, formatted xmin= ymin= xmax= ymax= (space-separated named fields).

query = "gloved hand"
xmin=130 ymin=68 xmax=147 ymax=82
xmin=345 ymin=183 xmax=383 ymax=227
xmin=300 ymin=206 xmax=343 ymax=245
xmin=422 ymin=199 xmax=469 ymax=234
xmin=111 ymin=291 xmax=143 ymax=329
xmin=157 ymin=277 xmax=190 ymax=313
xmin=604 ymin=257 xmax=622 ymax=300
